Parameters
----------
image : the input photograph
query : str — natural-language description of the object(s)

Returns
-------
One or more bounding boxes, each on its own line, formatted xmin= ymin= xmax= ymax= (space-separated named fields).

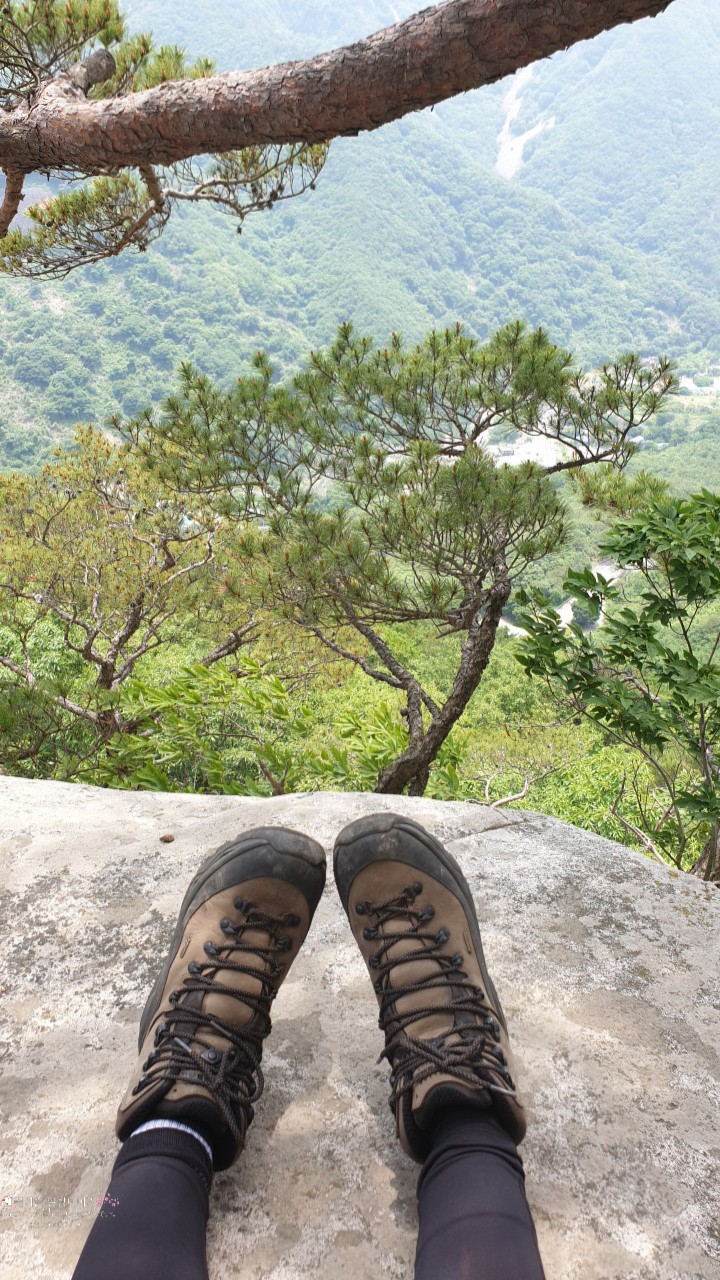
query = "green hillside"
xmin=1 ymin=1 xmax=718 ymax=866
xmin=1 ymin=0 xmax=718 ymax=468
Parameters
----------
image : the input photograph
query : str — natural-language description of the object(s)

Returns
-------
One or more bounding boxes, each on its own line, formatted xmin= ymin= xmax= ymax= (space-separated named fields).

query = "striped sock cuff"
xmin=129 ymin=1119 xmax=214 ymax=1165
xmin=115 ymin=1119 xmax=214 ymax=1195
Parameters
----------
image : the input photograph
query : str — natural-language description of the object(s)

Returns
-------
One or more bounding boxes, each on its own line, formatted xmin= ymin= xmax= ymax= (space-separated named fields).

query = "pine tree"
xmin=123 ymin=321 xmax=674 ymax=795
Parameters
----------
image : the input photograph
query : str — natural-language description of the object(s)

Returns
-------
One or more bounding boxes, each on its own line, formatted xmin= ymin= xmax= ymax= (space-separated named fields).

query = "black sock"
xmin=414 ymin=1106 xmax=546 ymax=1280
xmin=71 ymin=1126 xmax=213 ymax=1280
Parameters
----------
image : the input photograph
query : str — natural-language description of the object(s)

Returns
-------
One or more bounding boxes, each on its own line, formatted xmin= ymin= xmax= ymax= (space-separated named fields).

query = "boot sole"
xmin=138 ymin=826 xmax=326 ymax=1049
xmin=333 ymin=812 xmax=507 ymax=1033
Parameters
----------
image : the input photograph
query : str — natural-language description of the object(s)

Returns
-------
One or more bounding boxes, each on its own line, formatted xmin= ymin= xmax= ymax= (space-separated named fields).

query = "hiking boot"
xmin=334 ymin=812 xmax=526 ymax=1162
xmin=116 ymin=826 xmax=326 ymax=1171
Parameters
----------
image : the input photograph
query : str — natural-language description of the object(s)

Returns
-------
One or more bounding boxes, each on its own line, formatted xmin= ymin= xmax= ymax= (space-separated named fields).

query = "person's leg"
xmin=72 ymin=1123 xmax=213 ymax=1280
xmin=333 ymin=813 xmax=545 ymax=1280
xmin=71 ymin=826 xmax=327 ymax=1280
xmin=415 ymin=1108 xmax=545 ymax=1280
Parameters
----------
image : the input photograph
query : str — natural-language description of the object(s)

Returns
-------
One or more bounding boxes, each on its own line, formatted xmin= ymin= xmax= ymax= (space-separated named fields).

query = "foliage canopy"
xmin=517 ymin=491 xmax=720 ymax=880
xmin=123 ymin=320 xmax=672 ymax=794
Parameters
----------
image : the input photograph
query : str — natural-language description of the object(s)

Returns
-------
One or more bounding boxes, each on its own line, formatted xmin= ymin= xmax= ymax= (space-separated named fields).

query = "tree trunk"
xmin=0 ymin=0 xmax=674 ymax=175
xmin=692 ymin=825 xmax=720 ymax=885
xmin=374 ymin=567 xmax=511 ymax=795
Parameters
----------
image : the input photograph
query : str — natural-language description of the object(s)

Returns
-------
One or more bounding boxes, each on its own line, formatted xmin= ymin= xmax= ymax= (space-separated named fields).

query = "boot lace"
xmin=355 ymin=883 xmax=517 ymax=1108
xmin=131 ymin=899 xmax=300 ymax=1145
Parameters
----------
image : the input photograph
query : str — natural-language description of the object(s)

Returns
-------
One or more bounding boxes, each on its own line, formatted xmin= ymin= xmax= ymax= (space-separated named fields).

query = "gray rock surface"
xmin=0 ymin=777 xmax=718 ymax=1280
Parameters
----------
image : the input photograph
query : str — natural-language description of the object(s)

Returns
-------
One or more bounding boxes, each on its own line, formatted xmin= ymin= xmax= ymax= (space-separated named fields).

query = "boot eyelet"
xmin=203 ymin=941 xmax=219 ymax=957
xmin=220 ymin=918 xmax=237 ymax=936
xmin=168 ymin=991 xmax=180 ymax=1004
xmin=435 ymin=927 xmax=449 ymax=945
xmin=286 ymin=914 xmax=300 ymax=927
xmin=451 ymin=952 xmax=464 ymax=968
xmin=373 ymin=979 xmax=382 ymax=993
xmin=419 ymin=906 xmax=435 ymax=922
xmin=272 ymin=963 xmax=285 ymax=978
xmin=233 ymin=897 xmax=248 ymax=911
xmin=188 ymin=961 xmax=202 ymax=975
xmin=355 ymin=902 xmax=366 ymax=915
xmin=362 ymin=926 xmax=378 ymax=940
xmin=369 ymin=955 xmax=380 ymax=969
xmin=154 ymin=1022 xmax=168 ymax=1046
xmin=202 ymin=1048 xmax=220 ymax=1064
xmin=276 ymin=937 xmax=292 ymax=952
xmin=410 ymin=882 xmax=423 ymax=896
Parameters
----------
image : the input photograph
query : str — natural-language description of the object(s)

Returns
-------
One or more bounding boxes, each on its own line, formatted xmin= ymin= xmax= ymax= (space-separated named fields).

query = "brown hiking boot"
xmin=334 ymin=813 xmax=526 ymax=1162
xmin=116 ymin=826 xmax=326 ymax=1171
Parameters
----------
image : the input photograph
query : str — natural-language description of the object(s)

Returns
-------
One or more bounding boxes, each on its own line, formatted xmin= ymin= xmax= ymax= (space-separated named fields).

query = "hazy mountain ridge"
xmin=127 ymin=0 xmax=430 ymax=67
xmin=514 ymin=0 xmax=720 ymax=301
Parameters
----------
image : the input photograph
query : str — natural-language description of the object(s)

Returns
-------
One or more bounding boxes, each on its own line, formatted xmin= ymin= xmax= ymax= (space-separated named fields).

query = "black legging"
xmin=72 ymin=1109 xmax=545 ymax=1280
xmin=415 ymin=1108 xmax=545 ymax=1280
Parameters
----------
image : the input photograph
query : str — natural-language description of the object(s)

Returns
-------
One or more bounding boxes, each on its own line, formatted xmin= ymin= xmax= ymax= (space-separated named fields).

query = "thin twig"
xmin=490 ymin=766 xmax=556 ymax=808
xmin=610 ymin=779 xmax=669 ymax=866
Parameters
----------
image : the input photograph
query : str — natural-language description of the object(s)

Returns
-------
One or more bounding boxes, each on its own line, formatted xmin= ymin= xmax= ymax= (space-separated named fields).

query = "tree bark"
xmin=0 ymin=0 xmax=674 ymax=175
xmin=374 ymin=564 xmax=511 ymax=795
xmin=692 ymin=825 xmax=720 ymax=885
xmin=0 ymin=170 xmax=24 ymax=236
xmin=201 ymin=618 xmax=259 ymax=666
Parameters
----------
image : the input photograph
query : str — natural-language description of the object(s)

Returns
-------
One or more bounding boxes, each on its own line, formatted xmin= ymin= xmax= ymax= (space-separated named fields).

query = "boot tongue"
xmin=382 ymin=911 xmax=465 ymax=1043
xmin=176 ymin=924 xmax=276 ymax=1044
xmin=379 ymin=913 xmax=492 ymax=1136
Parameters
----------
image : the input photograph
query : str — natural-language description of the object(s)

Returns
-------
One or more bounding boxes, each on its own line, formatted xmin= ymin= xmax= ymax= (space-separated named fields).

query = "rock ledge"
xmin=0 ymin=778 xmax=718 ymax=1279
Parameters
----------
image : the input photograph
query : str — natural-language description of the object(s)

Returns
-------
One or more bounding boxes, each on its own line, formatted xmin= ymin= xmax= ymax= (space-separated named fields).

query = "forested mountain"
xmin=2 ymin=1 xmax=718 ymax=872
xmin=1 ymin=0 xmax=718 ymax=468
